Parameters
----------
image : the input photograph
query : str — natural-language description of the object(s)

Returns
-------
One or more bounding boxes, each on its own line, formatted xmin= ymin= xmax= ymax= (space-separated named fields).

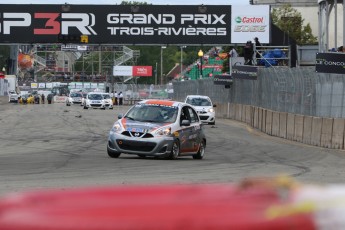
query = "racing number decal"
xmin=34 ymin=13 xmax=60 ymax=34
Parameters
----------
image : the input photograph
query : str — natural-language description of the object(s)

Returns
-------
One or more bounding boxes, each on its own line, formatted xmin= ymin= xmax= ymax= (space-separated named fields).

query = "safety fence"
xmin=173 ymin=67 xmax=345 ymax=118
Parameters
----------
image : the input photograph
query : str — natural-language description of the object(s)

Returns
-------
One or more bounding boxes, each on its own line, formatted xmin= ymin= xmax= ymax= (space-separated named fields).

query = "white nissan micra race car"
xmin=107 ymin=99 xmax=206 ymax=160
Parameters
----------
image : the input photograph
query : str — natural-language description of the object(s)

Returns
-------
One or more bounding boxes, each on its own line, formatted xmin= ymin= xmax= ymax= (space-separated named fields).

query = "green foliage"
xmin=0 ymin=45 xmax=10 ymax=70
xmin=272 ymin=4 xmax=317 ymax=45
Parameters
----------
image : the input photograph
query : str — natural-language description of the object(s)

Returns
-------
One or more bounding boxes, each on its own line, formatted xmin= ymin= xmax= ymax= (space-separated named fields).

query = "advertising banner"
xmin=0 ymin=4 xmax=231 ymax=44
xmin=213 ymin=74 xmax=233 ymax=85
xmin=113 ymin=66 xmax=152 ymax=76
xmin=38 ymin=83 xmax=45 ymax=88
xmin=231 ymin=5 xmax=270 ymax=44
xmin=315 ymin=52 xmax=345 ymax=74
xmin=46 ymin=83 xmax=53 ymax=88
xmin=232 ymin=65 xmax=258 ymax=80
xmin=133 ymin=66 xmax=152 ymax=77
xmin=83 ymin=82 xmax=91 ymax=88
xmin=31 ymin=83 xmax=38 ymax=88
xmin=113 ymin=66 xmax=132 ymax=76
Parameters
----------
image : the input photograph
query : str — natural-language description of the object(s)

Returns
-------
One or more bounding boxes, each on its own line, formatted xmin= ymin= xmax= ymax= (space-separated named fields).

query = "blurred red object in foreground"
xmin=0 ymin=183 xmax=315 ymax=230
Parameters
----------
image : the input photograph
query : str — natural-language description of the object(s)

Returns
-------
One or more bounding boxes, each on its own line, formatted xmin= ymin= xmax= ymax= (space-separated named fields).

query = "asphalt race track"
xmin=1 ymin=99 xmax=345 ymax=196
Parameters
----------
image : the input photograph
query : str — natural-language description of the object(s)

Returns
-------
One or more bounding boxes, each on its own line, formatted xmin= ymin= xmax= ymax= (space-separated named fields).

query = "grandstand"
xmin=184 ymin=56 xmax=224 ymax=80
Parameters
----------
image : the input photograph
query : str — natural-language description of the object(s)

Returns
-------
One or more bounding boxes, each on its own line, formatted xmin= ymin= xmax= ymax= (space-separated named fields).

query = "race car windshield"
xmin=88 ymin=94 xmax=103 ymax=100
xmin=125 ymin=105 xmax=178 ymax=123
xmin=70 ymin=93 xmax=82 ymax=97
xmin=187 ymin=98 xmax=211 ymax=106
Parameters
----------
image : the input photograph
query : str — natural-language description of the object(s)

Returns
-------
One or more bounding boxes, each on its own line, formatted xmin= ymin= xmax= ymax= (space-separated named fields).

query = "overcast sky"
xmin=0 ymin=0 xmax=247 ymax=5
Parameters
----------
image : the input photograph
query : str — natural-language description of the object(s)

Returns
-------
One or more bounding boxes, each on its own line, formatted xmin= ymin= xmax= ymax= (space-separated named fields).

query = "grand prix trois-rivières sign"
xmin=0 ymin=4 xmax=232 ymax=44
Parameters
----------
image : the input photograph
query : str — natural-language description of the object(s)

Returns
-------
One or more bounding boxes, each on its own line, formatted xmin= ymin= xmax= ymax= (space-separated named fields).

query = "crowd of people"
xmin=111 ymin=91 xmax=124 ymax=105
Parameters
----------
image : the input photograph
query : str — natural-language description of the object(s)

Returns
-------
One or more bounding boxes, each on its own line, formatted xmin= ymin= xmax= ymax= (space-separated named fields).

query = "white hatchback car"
xmin=185 ymin=95 xmax=216 ymax=125
xmin=8 ymin=90 xmax=19 ymax=103
xmin=66 ymin=92 xmax=83 ymax=106
xmin=101 ymin=93 xmax=114 ymax=109
xmin=83 ymin=92 xmax=106 ymax=110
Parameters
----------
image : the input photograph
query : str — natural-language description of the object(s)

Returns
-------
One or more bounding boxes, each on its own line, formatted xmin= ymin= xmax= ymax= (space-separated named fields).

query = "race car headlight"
xmin=110 ymin=122 xmax=123 ymax=133
xmin=154 ymin=127 xmax=171 ymax=136
xmin=208 ymin=108 xmax=215 ymax=113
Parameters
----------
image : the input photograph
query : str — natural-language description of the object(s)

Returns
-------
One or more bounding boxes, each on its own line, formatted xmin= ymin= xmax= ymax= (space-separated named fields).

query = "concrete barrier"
xmin=245 ymin=105 xmax=252 ymax=125
xmin=294 ymin=115 xmax=304 ymax=142
xmin=286 ymin=113 xmax=295 ymax=141
xmin=332 ymin=118 xmax=345 ymax=149
xmin=271 ymin=111 xmax=280 ymax=137
xmin=311 ymin=117 xmax=322 ymax=146
xmin=302 ymin=116 xmax=313 ymax=145
xmin=216 ymin=103 xmax=345 ymax=150
xmin=321 ymin=118 xmax=333 ymax=148
xmin=265 ymin=110 xmax=273 ymax=135
xmin=253 ymin=107 xmax=259 ymax=129
xmin=279 ymin=112 xmax=287 ymax=139
xmin=261 ymin=109 xmax=266 ymax=132
xmin=241 ymin=105 xmax=246 ymax=123
xmin=235 ymin=104 xmax=242 ymax=121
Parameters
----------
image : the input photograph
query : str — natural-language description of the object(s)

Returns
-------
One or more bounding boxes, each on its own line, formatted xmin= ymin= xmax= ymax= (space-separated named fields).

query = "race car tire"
xmin=167 ymin=140 xmax=180 ymax=160
xmin=107 ymin=148 xmax=121 ymax=158
xmin=83 ymin=105 xmax=88 ymax=109
xmin=193 ymin=140 xmax=205 ymax=159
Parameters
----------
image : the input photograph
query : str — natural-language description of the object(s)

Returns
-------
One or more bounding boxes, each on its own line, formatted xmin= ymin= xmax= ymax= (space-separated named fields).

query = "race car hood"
xmin=121 ymin=119 xmax=170 ymax=133
xmin=193 ymin=106 xmax=213 ymax=112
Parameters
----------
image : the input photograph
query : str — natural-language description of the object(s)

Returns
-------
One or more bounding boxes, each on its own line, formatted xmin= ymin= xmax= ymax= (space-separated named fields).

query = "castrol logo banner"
xmin=231 ymin=5 xmax=270 ymax=44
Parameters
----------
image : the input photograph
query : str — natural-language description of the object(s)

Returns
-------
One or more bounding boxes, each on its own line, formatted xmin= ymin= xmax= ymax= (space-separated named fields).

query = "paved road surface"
xmin=1 ymin=97 xmax=345 ymax=196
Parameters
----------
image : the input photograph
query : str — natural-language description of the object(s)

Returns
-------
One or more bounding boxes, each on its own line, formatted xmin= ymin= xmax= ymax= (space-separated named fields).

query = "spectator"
xmin=119 ymin=92 xmax=123 ymax=105
xmin=113 ymin=91 xmax=118 ymax=105
xmin=229 ymin=46 xmax=238 ymax=58
xmin=41 ymin=94 xmax=45 ymax=104
xmin=254 ymin=37 xmax=262 ymax=62
xmin=254 ymin=37 xmax=262 ymax=47
xmin=243 ymin=40 xmax=254 ymax=65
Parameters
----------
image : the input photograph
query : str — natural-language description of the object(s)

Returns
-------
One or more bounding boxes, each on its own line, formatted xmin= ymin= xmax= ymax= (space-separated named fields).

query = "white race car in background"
xmin=185 ymin=95 xmax=216 ymax=125
xmin=101 ymin=93 xmax=114 ymax=109
xmin=8 ymin=90 xmax=19 ymax=103
xmin=83 ymin=92 xmax=106 ymax=110
xmin=66 ymin=92 xmax=83 ymax=106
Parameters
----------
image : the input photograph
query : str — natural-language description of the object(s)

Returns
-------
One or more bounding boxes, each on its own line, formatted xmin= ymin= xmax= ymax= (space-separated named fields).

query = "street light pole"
xmin=155 ymin=62 xmax=158 ymax=85
xmin=180 ymin=46 xmax=186 ymax=80
xmin=198 ymin=49 xmax=203 ymax=79
xmin=160 ymin=46 xmax=166 ymax=85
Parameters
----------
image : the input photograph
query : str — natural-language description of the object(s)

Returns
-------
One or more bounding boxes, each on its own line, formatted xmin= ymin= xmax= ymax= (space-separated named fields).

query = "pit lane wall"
xmin=215 ymin=103 xmax=344 ymax=149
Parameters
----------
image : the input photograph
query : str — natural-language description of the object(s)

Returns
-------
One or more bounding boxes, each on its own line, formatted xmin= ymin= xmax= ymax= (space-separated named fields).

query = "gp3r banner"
xmin=232 ymin=65 xmax=258 ymax=80
xmin=315 ymin=52 xmax=345 ymax=74
xmin=0 ymin=4 xmax=231 ymax=44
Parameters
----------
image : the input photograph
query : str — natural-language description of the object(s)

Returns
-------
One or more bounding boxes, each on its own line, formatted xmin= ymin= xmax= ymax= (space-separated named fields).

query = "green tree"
xmin=0 ymin=45 xmax=10 ymax=72
xmin=271 ymin=4 xmax=317 ymax=45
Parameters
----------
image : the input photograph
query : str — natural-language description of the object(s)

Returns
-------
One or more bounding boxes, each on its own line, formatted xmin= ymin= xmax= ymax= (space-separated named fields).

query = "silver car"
xmin=107 ymin=99 xmax=206 ymax=160
xmin=66 ymin=92 xmax=83 ymax=106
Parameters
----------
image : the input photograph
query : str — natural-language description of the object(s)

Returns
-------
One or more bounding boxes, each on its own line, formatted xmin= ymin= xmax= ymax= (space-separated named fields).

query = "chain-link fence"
xmin=173 ymin=67 xmax=345 ymax=118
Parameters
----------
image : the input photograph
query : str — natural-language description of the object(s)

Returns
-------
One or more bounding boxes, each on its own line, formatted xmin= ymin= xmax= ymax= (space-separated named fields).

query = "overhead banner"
xmin=231 ymin=5 xmax=270 ymax=44
xmin=232 ymin=65 xmax=258 ymax=80
xmin=315 ymin=52 xmax=345 ymax=74
xmin=0 ymin=4 xmax=231 ymax=44
xmin=113 ymin=66 xmax=152 ymax=77
xmin=213 ymin=74 xmax=233 ymax=85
